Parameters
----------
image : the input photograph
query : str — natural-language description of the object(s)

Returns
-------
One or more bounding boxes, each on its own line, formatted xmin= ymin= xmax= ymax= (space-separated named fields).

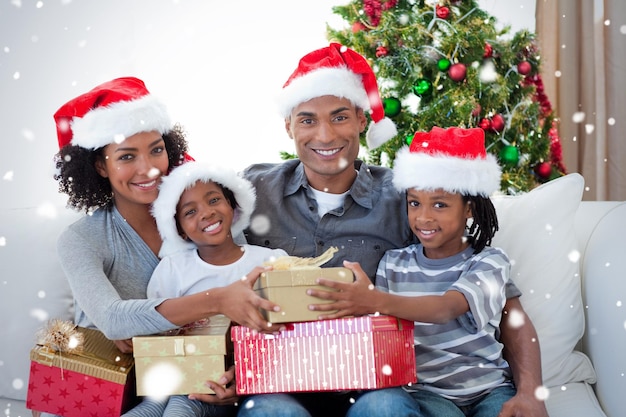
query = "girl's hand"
xmin=306 ymin=260 xmax=381 ymax=319
xmin=188 ymin=366 xmax=239 ymax=405
xmin=215 ymin=266 xmax=284 ymax=333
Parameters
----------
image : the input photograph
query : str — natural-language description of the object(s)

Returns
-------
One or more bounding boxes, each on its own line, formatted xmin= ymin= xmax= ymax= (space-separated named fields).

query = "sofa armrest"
xmin=579 ymin=202 xmax=626 ymax=417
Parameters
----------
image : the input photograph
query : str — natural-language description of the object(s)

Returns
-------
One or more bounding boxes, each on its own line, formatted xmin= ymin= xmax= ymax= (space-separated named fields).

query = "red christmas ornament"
xmin=483 ymin=43 xmax=493 ymax=58
xmin=491 ymin=114 xmax=505 ymax=132
xmin=381 ymin=0 xmax=398 ymax=10
xmin=436 ymin=5 xmax=450 ymax=19
xmin=448 ymin=63 xmax=467 ymax=82
xmin=479 ymin=118 xmax=491 ymax=130
xmin=352 ymin=21 xmax=368 ymax=33
xmin=517 ymin=61 xmax=532 ymax=75
xmin=471 ymin=104 xmax=482 ymax=117
xmin=534 ymin=162 xmax=552 ymax=179
xmin=363 ymin=0 xmax=382 ymax=26
xmin=376 ymin=46 xmax=389 ymax=58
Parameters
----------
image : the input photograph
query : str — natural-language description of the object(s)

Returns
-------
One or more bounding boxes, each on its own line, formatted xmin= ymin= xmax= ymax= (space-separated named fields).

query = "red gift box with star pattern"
xmin=232 ymin=315 xmax=416 ymax=394
xmin=26 ymin=327 xmax=137 ymax=417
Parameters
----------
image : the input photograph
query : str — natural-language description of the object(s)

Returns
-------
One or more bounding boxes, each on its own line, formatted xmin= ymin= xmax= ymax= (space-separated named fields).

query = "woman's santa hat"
xmin=277 ymin=43 xmax=397 ymax=149
xmin=151 ymin=161 xmax=256 ymax=257
xmin=54 ymin=77 xmax=172 ymax=150
xmin=393 ymin=127 xmax=502 ymax=196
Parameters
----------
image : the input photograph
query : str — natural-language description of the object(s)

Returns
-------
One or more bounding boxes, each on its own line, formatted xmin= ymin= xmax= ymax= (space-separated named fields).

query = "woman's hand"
xmin=113 ymin=338 xmax=133 ymax=353
xmin=188 ymin=366 xmax=239 ymax=405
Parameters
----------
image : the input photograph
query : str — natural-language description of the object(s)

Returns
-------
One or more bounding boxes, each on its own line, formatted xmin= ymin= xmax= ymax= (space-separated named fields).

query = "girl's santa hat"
xmin=54 ymin=77 xmax=172 ymax=150
xmin=393 ymin=127 xmax=502 ymax=196
xmin=277 ymin=43 xmax=397 ymax=149
xmin=151 ymin=161 xmax=256 ymax=258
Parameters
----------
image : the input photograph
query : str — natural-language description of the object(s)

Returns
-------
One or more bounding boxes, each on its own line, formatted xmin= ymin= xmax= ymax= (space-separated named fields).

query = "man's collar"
xmin=285 ymin=160 xmax=376 ymax=209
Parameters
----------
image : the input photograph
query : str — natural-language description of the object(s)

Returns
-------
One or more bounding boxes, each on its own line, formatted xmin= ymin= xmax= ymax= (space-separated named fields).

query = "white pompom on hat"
xmin=54 ymin=77 xmax=172 ymax=150
xmin=393 ymin=127 xmax=502 ymax=197
xmin=151 ymin=161 xmax=256 ymax=258
xmin=277 ymin=43 xmax=397 ymax=149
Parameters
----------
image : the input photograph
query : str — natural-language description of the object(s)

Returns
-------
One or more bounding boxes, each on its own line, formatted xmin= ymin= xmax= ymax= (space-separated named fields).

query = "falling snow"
xmin=1 ymin=1 xmax=624 ymax=414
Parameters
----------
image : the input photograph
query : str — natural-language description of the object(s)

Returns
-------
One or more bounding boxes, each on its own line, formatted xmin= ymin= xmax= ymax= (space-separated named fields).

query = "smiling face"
xmin=285 ymin=95 xmax=367 ymax=193
xmin=406 ymin=188 xmax=473 ymax=259
xmin=95 ymin=130 xmax=169 ymax=211
xmin=175 ymin=180 xmax=237 ymax=254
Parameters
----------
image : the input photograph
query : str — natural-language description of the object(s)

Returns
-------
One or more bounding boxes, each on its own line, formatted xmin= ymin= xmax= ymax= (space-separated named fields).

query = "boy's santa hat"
xmin=277 ymin=43 xmax=397 ymax=149
xmin=54 ymin=77 xmax=172 ymax=150
xmin=393 ymin=127 xmax=501 ymax=196
xmin=151 ymin=161 xmax=256 ymax=258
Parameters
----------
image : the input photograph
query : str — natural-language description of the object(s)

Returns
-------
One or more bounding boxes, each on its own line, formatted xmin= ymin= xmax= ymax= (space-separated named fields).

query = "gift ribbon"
xmin=174 ymin=338 xmax=186 ymax=356
xmin=35 ymin=344 xmax=133 ymax=370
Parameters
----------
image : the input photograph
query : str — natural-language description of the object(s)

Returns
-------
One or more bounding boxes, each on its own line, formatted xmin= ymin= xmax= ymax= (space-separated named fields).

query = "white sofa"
xmin=1 ymin=173 xmax=625 ymax=417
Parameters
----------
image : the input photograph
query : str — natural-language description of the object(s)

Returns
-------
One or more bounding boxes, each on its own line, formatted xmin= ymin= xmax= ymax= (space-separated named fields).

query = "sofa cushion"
xmin=0 ymin=206 xmax=79 ymax=402
xmin=491 ymin=173 xmax=596 ymax=387
xmin=545 ymin=381 xmax=606 ymax=417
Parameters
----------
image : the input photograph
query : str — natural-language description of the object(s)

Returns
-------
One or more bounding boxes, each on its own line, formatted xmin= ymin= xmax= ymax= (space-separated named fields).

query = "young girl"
xmin=125 ymin=161 xmax=287 ymax=417
xmin=149 ymin=160 xmax=287 ymax=300
xmin=375 ymin=126 xmax=515 ymax=416
xmin=313 ymin=126 xmax=515 ymax=417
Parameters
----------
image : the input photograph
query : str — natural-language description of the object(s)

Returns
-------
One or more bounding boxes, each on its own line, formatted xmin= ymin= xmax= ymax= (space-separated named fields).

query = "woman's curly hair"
xmin=464 ymin=194 xmax=499 ymax=254
xmin=53 ymin=124 xmax=189 ymax=213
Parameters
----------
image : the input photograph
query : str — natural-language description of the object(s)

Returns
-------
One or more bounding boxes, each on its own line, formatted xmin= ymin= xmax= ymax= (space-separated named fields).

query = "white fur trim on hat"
xmin=366 ymin=117 xmax=398 ymax=149
xmin=392 ymin=146 xmax=502 ymax=196
xmin=276 ymin=66 xmax=369 ymax=118
xmin=71 ymin=94 xmax=172 ymax=150
xmin=151 ymin=162 xmax=256 ymax=257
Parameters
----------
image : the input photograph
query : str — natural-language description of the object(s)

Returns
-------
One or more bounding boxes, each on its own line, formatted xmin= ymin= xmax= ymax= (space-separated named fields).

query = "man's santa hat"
xmin=54 ymin=77 xmax=172 ymax=150
xmin=393 ymin=127 xmax=501 ymax=196
xmin=277 ymin=43 xmax=397 ymax=149
xmin=151 ymin=161 xmax=256 ymax=258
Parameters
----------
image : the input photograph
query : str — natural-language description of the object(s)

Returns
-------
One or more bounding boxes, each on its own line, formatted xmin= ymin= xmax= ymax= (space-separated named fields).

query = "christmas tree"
xmin=325 ymin=0 xmax=566 ymax=194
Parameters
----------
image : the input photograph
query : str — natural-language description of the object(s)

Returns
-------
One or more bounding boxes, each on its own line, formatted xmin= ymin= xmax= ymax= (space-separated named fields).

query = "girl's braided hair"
xmin=464 ymin=194 xmax=499 ymax=254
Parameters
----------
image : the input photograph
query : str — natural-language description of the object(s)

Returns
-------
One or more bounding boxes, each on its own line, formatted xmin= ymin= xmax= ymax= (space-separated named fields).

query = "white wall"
xmin=0 ymin=0 xmax=534 ymax=214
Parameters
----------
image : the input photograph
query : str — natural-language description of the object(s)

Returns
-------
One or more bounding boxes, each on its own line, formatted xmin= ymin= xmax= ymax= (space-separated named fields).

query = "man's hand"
xmin=188 ymin=366 xmax=239 ymax=406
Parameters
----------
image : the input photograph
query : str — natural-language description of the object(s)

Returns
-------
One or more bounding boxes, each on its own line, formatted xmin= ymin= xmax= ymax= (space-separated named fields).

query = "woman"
xmin=52 ymin=77 xmax=280 ymax=414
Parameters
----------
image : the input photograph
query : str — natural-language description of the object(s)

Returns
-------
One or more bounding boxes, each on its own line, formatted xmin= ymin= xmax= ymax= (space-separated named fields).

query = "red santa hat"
xmin=151 ymin=161 xmax=256 ymax=257
xmin=54 ymin=77 xmax=172 ymax=150
xmin=393 ymin=127 xmax=502 ymax=196
xmin=277 ymin=43 xmax=397 ymax=149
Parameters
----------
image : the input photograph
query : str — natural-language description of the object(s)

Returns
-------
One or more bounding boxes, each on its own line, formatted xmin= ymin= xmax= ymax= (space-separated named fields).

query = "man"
xmin=240 ymin=43 xmax=548 ymax=417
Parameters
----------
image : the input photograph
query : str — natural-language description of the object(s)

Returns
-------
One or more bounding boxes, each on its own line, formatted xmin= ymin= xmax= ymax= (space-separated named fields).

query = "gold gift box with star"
xmin=132 ymin=314 xmax=232 ymax=396
xmin=257 ymin=247 xmax=354 ymax=323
